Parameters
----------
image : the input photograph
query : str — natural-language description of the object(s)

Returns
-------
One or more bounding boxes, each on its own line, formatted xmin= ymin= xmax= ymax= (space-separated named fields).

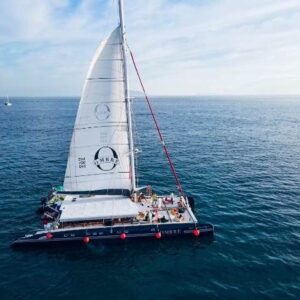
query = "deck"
xmin=42 ymin=193 xmax=197 ymax=231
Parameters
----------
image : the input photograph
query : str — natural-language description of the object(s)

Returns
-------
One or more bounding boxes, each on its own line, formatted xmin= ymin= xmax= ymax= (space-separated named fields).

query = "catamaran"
xmin=12 ymin=0 xmax=213 ymax=247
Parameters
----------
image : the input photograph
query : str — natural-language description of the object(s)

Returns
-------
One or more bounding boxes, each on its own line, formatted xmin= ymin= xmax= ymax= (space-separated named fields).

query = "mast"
xmin=118 ymin=0 xmax=136 ymax=191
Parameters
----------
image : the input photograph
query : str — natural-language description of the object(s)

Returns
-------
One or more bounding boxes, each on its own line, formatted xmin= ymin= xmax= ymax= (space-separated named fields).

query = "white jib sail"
xmin=64 ymin=26 xmax=132 ymax=192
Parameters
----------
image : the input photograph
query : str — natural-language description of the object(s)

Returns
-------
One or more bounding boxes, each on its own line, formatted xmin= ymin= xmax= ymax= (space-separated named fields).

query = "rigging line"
xmin=128 ymin=48 xmax=184 ymax=195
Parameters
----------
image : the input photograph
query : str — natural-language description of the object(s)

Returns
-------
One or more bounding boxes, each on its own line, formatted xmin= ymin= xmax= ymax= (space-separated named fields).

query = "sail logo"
xmin=94 ymin=146 xmax=119 ymax=171
xmin=94 ymin=104 xmax=111 ymax=121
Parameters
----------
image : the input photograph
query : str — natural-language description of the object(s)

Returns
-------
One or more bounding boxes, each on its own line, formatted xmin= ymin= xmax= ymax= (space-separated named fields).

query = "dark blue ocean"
xmin=0 ymin=96 xmax=299 ymax=299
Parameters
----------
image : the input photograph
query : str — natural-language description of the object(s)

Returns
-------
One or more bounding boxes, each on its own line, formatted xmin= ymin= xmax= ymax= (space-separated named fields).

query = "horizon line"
xmin=2 ymin=94 xmax=300 ymax=99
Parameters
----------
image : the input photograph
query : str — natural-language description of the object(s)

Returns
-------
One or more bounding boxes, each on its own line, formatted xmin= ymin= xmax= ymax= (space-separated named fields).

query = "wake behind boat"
xmin=12 ymin=0 xmax=213 ymax=248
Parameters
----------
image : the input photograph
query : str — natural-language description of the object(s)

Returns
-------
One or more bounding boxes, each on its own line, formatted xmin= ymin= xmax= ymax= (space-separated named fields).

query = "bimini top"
xmin=59 ymin=195 xmax=138 ymax=222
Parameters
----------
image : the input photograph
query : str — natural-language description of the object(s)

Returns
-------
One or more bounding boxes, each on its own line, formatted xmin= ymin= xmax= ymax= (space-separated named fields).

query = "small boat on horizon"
xmin=12 ymin=0 xmax=214 ymax=248
xmin=4 ymin=96 xmax=12 ymax=106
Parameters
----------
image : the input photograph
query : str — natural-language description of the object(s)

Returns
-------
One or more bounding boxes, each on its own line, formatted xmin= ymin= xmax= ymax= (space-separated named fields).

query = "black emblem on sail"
xmin=94 ymin=146 xmax=119 ymax=171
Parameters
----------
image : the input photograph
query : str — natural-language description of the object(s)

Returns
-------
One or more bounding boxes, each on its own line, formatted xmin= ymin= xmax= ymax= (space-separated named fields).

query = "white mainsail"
xmin=64 ymin=26 xmax=132 ymax=193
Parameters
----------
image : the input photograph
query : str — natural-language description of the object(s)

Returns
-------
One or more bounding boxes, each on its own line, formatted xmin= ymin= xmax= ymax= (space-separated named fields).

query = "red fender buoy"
xmin=83 ymin=236 xmax=90 ymax=244
xmin=46 ymin=232 xmax=53 ymax=239
xmin=193 ymin=229 xmax=200 ymax=237
xmin=120 ymin=233 xmax=126 ymax=240
xmin=155 ymin=232 xmax=162 ymax=239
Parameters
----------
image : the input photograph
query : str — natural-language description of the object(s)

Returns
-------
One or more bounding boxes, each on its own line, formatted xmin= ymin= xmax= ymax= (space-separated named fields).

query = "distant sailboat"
xmin=4 ymin=96 xmax=12 ymax=106
xmin=13 ymin=0 xmax=213 ymax=247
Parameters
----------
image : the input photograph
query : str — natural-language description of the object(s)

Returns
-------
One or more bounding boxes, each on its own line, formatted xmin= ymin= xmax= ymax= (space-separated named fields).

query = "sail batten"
xmin=64 ymin=26 xmax=132 ymax=193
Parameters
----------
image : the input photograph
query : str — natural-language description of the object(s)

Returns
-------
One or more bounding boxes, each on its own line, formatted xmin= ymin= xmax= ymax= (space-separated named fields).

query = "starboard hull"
xmin=12 ymin=222 xmax=214 ymax=248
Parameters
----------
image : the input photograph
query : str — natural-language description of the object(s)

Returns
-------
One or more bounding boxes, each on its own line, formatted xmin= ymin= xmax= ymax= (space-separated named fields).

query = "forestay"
xmin=64 ymin=26 xmax=132 ymax=193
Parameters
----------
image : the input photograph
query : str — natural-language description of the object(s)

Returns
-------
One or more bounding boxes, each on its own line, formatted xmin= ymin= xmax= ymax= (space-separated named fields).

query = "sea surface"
xmin=0 ymin=96 xmax=299 ymax=299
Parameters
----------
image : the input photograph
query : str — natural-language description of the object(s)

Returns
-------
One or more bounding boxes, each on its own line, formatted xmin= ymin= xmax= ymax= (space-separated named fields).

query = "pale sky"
xmin=1 ymin=0 xmax=300 ymax=96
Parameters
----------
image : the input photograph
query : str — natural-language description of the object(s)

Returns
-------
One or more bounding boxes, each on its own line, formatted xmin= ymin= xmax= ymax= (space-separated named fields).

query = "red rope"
xmin=129 ymin=50 xmax=184 ymax=195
